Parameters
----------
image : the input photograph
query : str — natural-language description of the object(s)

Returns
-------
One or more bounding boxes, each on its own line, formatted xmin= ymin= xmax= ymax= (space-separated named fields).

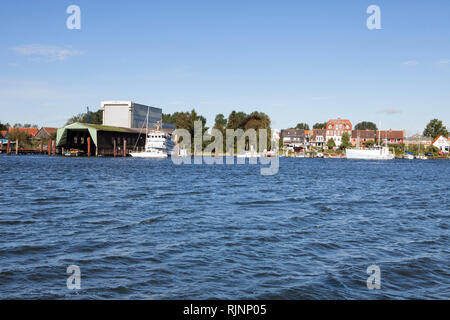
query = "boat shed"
xmin=56 ymin=122 xmax=147 ymax=156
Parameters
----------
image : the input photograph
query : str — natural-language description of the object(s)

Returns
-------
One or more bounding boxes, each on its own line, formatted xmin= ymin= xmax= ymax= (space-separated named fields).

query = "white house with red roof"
xmin=432 ymin=135 xmax=449 ymax=153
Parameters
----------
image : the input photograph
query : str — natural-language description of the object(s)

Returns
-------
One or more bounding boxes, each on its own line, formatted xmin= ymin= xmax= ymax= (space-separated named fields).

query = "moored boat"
xmin=129 ymin=108 xmax=174 ymax=159
xmin=346 ymin=147 xmax=395 ymax=160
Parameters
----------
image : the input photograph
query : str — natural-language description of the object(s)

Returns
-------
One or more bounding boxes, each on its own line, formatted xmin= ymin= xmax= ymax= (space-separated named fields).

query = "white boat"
xmin=346 ymin=147 xmax=395 ymax=160
xmin=236 ymin=151 xmax=261 ymax=158
xmin=130 ymin=131 xmax=174 ymax=158
xmin=236 ymin=145 xmax=261 ymax=158
xmin=129 ymin=110 xmax=174 ymax=158
xmin=346 ymin=124 xmax=395 ymax=160
xmin=403 ymin=154 xmax=415 ymax=160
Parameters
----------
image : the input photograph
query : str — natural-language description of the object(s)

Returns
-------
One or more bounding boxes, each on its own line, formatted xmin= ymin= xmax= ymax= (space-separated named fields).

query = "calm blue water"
xmin=0 ymin=155 xmax=449 ymax=299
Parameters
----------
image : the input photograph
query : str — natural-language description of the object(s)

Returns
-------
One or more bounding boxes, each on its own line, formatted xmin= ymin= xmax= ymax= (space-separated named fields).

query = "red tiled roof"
xmin=326 ymin=119 xmax=352 ymax=130
xmin=376 ymin=130 xmax=404 ymax=140
xmin=8 ymin=127 xmax=39 ymax=136
xmin=432 ymin=135 xmax=448 ymax=145
xmin=42 ymin=127 xmax=58 ymax=135
xmin=352 ymin=130 xmax=376 ymax=139
xmin=0 ymin=130 xmax=6 ymax=138
xmin=312 ymin=129 xmax=326 ymax=138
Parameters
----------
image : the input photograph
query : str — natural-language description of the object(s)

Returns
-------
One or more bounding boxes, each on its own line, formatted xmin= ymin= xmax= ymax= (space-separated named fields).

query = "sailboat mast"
xmin=145 ymin=106 xmax=150 ymax=136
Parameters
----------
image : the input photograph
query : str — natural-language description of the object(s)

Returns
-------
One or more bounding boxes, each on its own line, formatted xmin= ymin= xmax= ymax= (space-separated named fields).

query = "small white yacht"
xmin=130 ymin=130 xmax=174 ymax=158
xmin=130 ymin=110 xmax=174 ymax=159
xmin=346 ymin=126 xmax=395 ymax=160
xmin=346 ymin=147 xmax=395 ymax=160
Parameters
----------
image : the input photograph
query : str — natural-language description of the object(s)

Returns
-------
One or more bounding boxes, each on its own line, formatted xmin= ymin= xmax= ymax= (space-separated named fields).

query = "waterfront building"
xmin=432 ymin=135 xmax=450 ymax=153
xmin=102 ymin=101 xmax=162 ymax=129
xmin=311 ymin=129 xmax=326 ymax=148
xmin=404 ymin=134 xmax=433 ymax=146
xmin=376 ymin=130 xmax=405 ymax=144
xmin=56 ymin=122 xmax=174 ymax=156
xmin=7 ymin=127 xmax=39 ymax=137
xmin=351 ymin=130 xmax=376 ymax=148
xmin=280 ymin=129 xmax=307 ymax=152
xmin=0 ymin=130 xmax=7 ymax=139
xmin=326 ymin=119 xmax=352 ymax=146
xmin=34 ymin=127 xmax=58 ymax=141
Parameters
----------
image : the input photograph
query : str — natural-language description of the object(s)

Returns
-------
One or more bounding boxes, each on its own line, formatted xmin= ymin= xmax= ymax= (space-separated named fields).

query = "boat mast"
xmin=145 ymin=106 xmax=150 ymax=136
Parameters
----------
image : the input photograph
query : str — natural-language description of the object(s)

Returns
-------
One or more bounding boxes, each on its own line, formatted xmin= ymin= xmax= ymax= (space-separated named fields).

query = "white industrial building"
xmin=102 ymin=101 xmax=162 ymax=129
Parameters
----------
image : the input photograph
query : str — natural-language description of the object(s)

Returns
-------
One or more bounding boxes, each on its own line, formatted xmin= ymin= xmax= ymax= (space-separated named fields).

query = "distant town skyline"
xmin=0 ymin=0 xmax=449 ymax=136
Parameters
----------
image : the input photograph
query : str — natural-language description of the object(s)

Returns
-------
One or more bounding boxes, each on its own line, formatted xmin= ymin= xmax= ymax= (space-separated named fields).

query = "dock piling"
xmin=40 ymin=141 xmax=43 ymax=154
xmin=6 ymin=140 xmax=10 ymax=155
xmin=113 ymin=139 xmax=117 ymax=157
xmin=52 ymin=140 xmax=56 ymax=156
xmin=47 ymin=140 xmax=51 ymax=156
xmin=123 ymin=139 xmax=127 ymax=157
xmin=87 ymin=137 xmax=91 ymax=157
xmin=15 ymin=139 xmax=18 ymax=155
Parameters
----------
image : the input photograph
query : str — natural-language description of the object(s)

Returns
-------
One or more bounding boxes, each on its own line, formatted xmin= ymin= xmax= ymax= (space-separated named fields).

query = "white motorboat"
xmin=346 ymin=125 xmax=395 ymax=160
xmin=402 ymin=154 xmax=415 ymax=160
xmin=130 ymin=131 xmax=174 ymax=158
xmin=346 ymin=147 xmax=395 ymax=160
xmin=236 ymin=151 xmax=261 ymax=158
xmin=129 ymin=109 xmax=174 ymax=158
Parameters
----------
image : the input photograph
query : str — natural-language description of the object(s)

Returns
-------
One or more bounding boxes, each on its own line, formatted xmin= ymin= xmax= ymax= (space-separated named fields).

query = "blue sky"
xmin=0 ymin=0 xmax=449 ymax=135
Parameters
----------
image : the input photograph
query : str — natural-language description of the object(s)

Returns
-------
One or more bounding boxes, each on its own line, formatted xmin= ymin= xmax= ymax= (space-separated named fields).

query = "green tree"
xmin=388 ymin=143 xmax=405 ymax=157
xmin=162 ymin=113 xmax=173 ymax=123
xmin=354 ymin=121 xmax=378 ymax=131
xmin=66 ymin=109 xmax=103 ymax=125
xmin=425 ymin=145 xmax=439 ymax=155
xmin=327 ymin=138 xmax=336 ymax=149
xmin=295 ymin=123 xmax=310 ymax=130
xmin=339 ymin=132 xmax=351 ymax=150
xmin=423 ymin=119 xmax=448 ymax=139
xmin=0 ymin=122 xmax=8 ymax=131
xmin=163 ymin=109 xmax=209 ymax=151
xmin=240 ymin=111 xmax=272 ymax=150
xmin=213 ymin=114 xmax=227 ymax=132
xmin=313 ymin=122 xmax=327 ymax=129
xmin=226 ymin=111 xmax=248 ymax=130
xmin=365 ymin=140 xmax=375 ymax=148
xmin=7 ymin=129 xmax=30 ymax=148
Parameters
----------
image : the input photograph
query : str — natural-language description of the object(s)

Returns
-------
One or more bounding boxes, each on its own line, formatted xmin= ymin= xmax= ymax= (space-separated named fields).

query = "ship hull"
xmin=346 ymin=149 xmax=395 ymax=160
xmin=130 ymin=152 xmax=168 ymax=159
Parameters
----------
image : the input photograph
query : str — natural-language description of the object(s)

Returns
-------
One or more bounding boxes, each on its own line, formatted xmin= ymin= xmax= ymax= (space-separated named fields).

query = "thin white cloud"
xmin=307 ymin=96 xmax=330 ymax=101
xmin=436 ymin=59 xmax=449 ymax=65
xmin=377 ymin=108 xmax=402 ymax=115
xmin=10 ymin=44 xmax=82 ymax=61
xmin=402 ymin=60 xmax=419 ymax=66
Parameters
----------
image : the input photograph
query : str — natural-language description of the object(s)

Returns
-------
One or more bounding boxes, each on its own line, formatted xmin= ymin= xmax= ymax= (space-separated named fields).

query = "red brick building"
xmin=326 ymin=119 xmax=352 ymax=146
xmin=351 ymin=130 xmax=377 ymax=148
xmin=376 ymin=130 xmax=404 ymax=144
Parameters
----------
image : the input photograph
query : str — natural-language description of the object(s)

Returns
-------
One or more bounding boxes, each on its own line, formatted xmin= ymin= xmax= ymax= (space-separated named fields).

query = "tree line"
xmin=0 ymin=122 xmax=39 ymax=131
xmin=162 ymin=109 xmax=272 ymax=152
